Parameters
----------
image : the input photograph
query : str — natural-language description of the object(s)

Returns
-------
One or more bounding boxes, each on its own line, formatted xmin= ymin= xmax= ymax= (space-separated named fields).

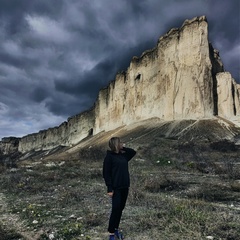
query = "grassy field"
xmin=0 ymin=138 xmax=240 ymax=240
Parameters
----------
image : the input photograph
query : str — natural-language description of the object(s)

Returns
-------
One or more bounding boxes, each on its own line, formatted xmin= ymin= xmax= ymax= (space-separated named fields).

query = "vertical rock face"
xmin=217 ymin=72 xmax=240 ymax=119
xmin=95 ymin=16 xmax=214 ymax=133
xmin=1 ymin=16 xmax=239 ymax=154
xmin=0 ymin=137 xmax=19 ymax=155
xmin=18 ymin=108 xmax=95 ymax=153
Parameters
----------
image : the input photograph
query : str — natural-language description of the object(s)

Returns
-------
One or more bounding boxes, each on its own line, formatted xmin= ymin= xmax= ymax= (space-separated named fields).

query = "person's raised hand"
xmin=108 ymin=191 xmax=114 ymax=197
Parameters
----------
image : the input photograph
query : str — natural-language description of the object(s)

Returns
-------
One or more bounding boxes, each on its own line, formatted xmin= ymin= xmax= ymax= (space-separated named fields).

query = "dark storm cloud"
xmin=31 ymin=87 xmax=49 ymax=103
xmin=0 ymin=0 xmax=239 ymax=139
xmin=54 ymin=39 xmax=155 ymax=103
xmin=206 ymin=0 xmax=240 ymax=79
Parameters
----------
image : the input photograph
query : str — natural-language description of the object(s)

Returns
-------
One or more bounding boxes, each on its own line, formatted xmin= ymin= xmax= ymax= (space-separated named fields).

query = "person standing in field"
xmin=103 ymin=137 xmax=136 ymax=240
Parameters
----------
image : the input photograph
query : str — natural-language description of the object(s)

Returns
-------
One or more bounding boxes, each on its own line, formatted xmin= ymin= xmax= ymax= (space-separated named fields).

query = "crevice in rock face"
xmin=135 ymin=73 xmax=141 ymax=80
xmin=209 ymin=43 xmax=224 ymax=116
xmin=209 ymin=44 xmax=218 ymax=116
xmin=232 ymin=82 xmax=237 ymax=116
xmin=212 ymin=74 xmax=218 ymax=116
xmin=88 ymin=128 xmax=93 ymax=136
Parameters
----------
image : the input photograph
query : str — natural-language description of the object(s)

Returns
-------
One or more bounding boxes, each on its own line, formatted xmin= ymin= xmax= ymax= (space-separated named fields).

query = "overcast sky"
xmin=0 ymin=0 xmax=239 ymax=140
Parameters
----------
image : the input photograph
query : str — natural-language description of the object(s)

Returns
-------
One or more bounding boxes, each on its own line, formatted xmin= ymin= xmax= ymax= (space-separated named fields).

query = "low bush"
xmin=210 ymin=140 xmax=236 ymax=152
xmin=0 ymin=223 xmax=24 ymax=240
xmin=144 ymin=177 xmax=183 ymax=192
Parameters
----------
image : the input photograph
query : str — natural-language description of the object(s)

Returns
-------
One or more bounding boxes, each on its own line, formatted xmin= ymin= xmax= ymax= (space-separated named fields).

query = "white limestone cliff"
xmin=18 ymin=109 xmax=95 ymax=152
xmin=0 ymin=137 xmax=19 ymax=155
xmin=217 ymin=72 xmax=240 ymax=122
xmin=95 ymin=16 xmax=215 ymax=133
xmin=1 ymin=16 xmax=239 ymax=154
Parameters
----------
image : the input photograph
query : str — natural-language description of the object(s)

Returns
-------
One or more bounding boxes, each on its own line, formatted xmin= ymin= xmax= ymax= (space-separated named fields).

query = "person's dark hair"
xmin=109 ymin=137 xmax=120 ymax=152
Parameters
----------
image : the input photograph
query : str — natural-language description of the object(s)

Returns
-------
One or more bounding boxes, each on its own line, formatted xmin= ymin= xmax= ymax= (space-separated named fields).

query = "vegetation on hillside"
xmin=0 ymin=138 xmax=240 ymax=240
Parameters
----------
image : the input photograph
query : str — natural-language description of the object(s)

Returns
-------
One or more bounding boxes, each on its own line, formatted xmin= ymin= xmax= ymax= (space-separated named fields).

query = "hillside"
xmin=15 ymin=117 xmax=239 ymax=162
xmin=0 ymin=117 xmax=240 ymax=239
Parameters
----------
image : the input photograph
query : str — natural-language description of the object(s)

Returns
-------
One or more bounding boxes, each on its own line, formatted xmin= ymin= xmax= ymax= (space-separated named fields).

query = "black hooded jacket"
xmin=103 ymin=147 xmax=136 ymax=192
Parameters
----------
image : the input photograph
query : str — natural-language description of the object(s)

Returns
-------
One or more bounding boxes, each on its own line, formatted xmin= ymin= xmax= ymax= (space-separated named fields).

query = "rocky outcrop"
xmin=18 ymin=108 xmax=95 ymax=153
xmin=217 ymin=72 xmax=239 ymax=117
xmin=95 ymin=16 xmax=215 ymax=133
xmin=0 ymin=137 xmax=19 ymax=155
xmin=217 ymin=72 xmax=240 ymax=124
xmin=94 ymin=16 xmax=239 ymax=133
xmin=1 ymin=16 xmax=240 ymax=154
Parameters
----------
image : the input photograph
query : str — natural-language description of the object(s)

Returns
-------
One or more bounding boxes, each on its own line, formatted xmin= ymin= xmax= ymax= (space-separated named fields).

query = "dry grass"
xmin=0 ymin=140 xmax=240 ymax=240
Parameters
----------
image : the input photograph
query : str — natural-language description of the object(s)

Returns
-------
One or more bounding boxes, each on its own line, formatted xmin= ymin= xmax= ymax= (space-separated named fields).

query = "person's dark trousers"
xmin=108 ymin=188 xmax=129 ymax=233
